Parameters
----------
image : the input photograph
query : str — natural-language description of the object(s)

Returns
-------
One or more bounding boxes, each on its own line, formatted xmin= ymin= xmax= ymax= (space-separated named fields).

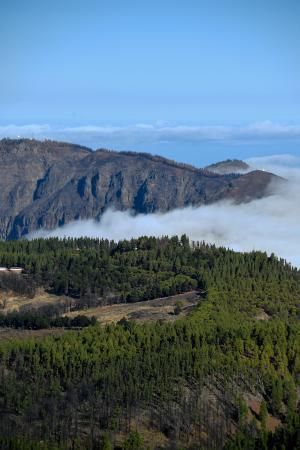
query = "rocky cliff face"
xmin=0 ymin=139 xmax=281 ymax=239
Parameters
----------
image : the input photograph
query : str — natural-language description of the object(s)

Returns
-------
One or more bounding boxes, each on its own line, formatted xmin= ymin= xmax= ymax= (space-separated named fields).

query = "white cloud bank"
xmin=30 ymin=155 xmax=300 ymax=267
xmin=1 ymin=121 xmax=300 ymax=147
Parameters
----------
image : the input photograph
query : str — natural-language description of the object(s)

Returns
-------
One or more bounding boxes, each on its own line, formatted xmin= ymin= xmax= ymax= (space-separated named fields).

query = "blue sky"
xmin=0 ymin=0 xmax=299 ymax=165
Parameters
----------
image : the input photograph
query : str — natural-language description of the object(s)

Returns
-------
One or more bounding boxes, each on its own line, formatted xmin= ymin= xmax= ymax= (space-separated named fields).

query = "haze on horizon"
xmin=0 ymin=0 xmax=299 ymax=165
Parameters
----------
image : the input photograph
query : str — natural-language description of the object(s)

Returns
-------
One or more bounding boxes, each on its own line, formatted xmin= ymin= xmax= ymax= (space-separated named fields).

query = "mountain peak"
xmin=205 ymin=159 xmax=250 ymax=174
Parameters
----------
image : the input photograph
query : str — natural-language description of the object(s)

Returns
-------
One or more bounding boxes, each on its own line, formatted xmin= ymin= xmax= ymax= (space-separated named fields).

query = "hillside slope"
xmin=0 ymin=139 xmax=281 ymax=239
xmin=0 ymin=237 xmax=299 ymax=449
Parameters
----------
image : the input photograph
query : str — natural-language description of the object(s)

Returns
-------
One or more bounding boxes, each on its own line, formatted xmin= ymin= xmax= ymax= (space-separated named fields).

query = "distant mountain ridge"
xmin=0 ymin=139 xmax=281 ymax=239
xmin=205 ymin=159 xmax=251 ymax=174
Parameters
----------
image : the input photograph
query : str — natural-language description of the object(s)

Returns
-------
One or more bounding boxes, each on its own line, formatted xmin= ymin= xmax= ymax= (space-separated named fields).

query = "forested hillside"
xmin=0 ymin=236 xmax=299 ymax=317
xmin=0 ymin=237 xmax=299 ymax=449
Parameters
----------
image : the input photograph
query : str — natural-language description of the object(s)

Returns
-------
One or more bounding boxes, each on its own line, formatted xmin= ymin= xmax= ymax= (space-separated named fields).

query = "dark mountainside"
xmin=0 ymin=139 xmax=281 ymax=239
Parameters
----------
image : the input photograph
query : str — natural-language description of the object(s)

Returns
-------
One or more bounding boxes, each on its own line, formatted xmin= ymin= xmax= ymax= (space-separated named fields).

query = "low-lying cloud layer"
xmin=30 ymin=155 xmax=300 ymax=267
xmin=1 ymin=121 xmax=300 ymax=149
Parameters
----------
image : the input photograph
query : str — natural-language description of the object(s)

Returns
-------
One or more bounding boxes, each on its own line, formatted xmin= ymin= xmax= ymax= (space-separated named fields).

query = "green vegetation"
xmin=0 ymin=235 xmax=299 ymax=317
xmin=0 ymin=236 xmax=299 ymax=449
xmin=0 ymin=236 xmax=199 ymax=304
xmin=0 ymin=312 xmax=97 ymax=329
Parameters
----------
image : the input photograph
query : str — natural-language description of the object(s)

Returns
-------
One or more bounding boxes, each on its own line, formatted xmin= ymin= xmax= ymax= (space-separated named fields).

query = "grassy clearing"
xmin=65 ymin=291 xmax=201 ymax=324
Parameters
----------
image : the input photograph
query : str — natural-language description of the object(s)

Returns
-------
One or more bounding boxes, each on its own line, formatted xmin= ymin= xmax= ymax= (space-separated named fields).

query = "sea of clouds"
xmin=29 ymin=154 xmax=300 ymax=267
xmin=1 ymin=121 xmax=300 ymax=148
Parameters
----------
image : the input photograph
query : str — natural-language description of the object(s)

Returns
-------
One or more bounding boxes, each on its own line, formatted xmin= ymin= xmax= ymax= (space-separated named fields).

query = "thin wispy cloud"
xmin=246 ymin=154 xmax=300 ymax=179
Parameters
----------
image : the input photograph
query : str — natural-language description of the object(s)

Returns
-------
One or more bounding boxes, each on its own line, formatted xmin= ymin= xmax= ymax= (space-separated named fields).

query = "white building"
xmin=9 ymin=267 xmax=23 ymax=274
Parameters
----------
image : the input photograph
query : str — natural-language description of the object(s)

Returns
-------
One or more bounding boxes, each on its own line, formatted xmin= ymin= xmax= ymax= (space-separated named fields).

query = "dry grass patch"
xmin=0 ymin=287 xmax=69 ymax=313
xmin=66 ymin=291 xmax=201 ymax=324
